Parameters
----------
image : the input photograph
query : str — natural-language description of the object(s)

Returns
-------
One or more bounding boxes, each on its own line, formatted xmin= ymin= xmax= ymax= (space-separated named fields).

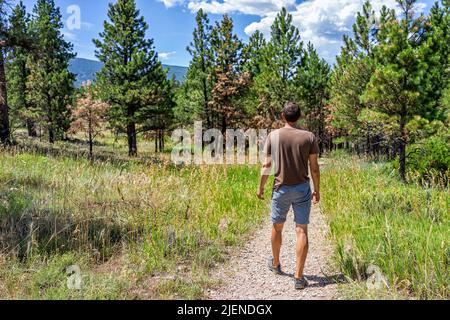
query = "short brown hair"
xmin=282 ymin=102 xmax=301 ymax=122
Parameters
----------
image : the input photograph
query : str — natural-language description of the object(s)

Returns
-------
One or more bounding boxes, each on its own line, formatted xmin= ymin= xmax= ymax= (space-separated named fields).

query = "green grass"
xmin=3 ymin=131 xmax=448 ymax=300
xmin=321 ymin=155 xmax=449 ymax=299
xmin=0 ymin=142 xmax=268 ymax=299
xmin=0 ymin=253 xmax=129 ymax=299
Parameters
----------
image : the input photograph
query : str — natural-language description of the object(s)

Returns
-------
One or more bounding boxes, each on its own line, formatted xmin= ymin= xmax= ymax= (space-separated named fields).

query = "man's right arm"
xmin=309 ymin=154 xmax=320 ymax=204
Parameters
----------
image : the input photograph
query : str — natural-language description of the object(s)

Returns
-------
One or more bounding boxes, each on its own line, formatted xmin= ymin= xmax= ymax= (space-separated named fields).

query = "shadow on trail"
xmin=280 ymin=271 xmax=347 ymax=288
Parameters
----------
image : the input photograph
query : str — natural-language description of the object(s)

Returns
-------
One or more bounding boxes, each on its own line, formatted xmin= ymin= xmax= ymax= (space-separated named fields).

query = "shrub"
xmin=407 ymin=135 xmax=450 ymax=185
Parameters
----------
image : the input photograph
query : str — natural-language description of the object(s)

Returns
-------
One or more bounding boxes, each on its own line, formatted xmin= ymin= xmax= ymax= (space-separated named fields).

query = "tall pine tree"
xmin=242 ymin=30 xmax=266 ymax=77
xmin=0 ymin=0 xmax=10 ymax=143
xmin=330 ymin=2 xmax=395 ymax=154
xmin=27 ymin=0 xmax=75 ymax=143
xmin=254 ymin=8 xmax=303 ymax=124
xmin=295 ymin=42 xmax=330 ymax=154
xmin=363 ymin=0 xmax=427 ymax=180
xmin=209 ymin=14 xmax=249 ymax=133
xmin=94 ymin=0 xmax=168 ymax=156
xmin=185 ymin=9 xmax=213 ymax=127
xmin=6 ymin=1 xmax=36 ymax=136
xmin=418 ymin=1 xmax=449 ymax=120
xmin=241 ymin=30 xmax=267 ymax=123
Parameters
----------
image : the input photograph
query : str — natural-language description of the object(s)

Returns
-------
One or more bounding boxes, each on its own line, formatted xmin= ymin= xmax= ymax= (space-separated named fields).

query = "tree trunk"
xmin=0 ymin=49 xmax=10 ymax=144
xmin=48 ymin=125 xmax=54 ymax=144
xmin=127 ymin=122 xmax=137 ymax=156
xmin=366 ymin=126 xmax=370 ymax=156
xmin=89 ymin=133 xmax=93 ymax=160
xmin=26 ymin=119 xmax=37 ymax=137
xmin=159 ymin=130 xmax=163 ymax=152
xmin=202 ymin=77 xmax=211 ymax=128
xmin=221 ymin=114 xmax=226 ymax=136
xmin=47 ymin=90 xmax=54 ymax=144
xmin=88 ymin=117 xmax=93 ymax=160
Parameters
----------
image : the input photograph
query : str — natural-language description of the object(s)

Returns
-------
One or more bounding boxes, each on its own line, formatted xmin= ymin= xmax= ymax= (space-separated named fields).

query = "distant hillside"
xmin=69 ymin=59 xmax=103 ymax=87
xmin=69 ymin=58 xmax=188 ymax=87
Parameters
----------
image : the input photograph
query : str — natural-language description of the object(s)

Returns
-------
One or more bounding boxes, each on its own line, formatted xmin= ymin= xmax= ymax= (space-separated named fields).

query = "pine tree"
xmin=150 ymin=80 xmax=174 ymax=153
xmin=210 ymin=15 xmax=243 ymax=77
xmin=240 ymin=30 xmax=267 ymax=124
xmin=6 ymin=1 xmax=36 ymax=136
xmin=26 ymin=0 xmax=75 ymax=143
xmin=253 ymin=8 xmax=303 ymax=123
xmin=353 ymin=0 xmax=377 ymax=57
xmin=330 ymin=2 xmax=394 ymax=155
xmin=268 ymin=8 xmax=302 ymax=82
xmin=94 ymin=0 xmax=169 ymax=156
xmin=0 ymin=0 xmax=11 ymax=143
xmin=418 ymin=1 xmax=449 ymax=120
xmin=242 ymin=30 xmax=266 ymax=77
xmin=0 ymin=0 xmax=37 ymax=144
xmin=209 ymin=14 xmax=248 ymax=133
xmin=363 ymin=0 xmax=427 ymax=181
xmin=185 ymin=9 xmax=213 ymax=126
xmin=295 ymin=42 xmax=330 ymax=154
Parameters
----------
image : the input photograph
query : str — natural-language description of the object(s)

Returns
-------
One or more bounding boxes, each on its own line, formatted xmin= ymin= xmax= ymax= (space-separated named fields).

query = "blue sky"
xmin=20 ymin=0 xmax=435 ymax=67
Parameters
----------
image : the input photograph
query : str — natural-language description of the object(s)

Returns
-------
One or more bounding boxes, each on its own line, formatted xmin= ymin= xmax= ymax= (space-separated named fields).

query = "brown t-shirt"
xmin=264 ymin=127 xmax=319 ymax=190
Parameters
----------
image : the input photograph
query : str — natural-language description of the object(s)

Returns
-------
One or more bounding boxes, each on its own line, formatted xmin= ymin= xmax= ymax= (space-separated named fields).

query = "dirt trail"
xmin=207 ymin=202 xmax=341 ymax=300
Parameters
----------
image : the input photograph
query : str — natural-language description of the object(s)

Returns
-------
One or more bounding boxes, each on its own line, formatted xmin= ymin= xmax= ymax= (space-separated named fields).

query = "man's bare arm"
xmin=309 ymin=154 xmax=320 ymax=204
xmin=257 ymin=156 xmax=272 ymax=199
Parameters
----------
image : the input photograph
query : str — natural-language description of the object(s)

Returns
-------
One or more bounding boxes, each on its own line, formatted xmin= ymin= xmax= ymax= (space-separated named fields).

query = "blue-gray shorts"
xmin=271 ymin=181 xmax=312 ymax=225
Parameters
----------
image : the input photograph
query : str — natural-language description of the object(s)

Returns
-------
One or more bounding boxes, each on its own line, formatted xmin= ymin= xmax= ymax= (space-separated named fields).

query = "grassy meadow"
xmin=0 ymin=133 xmax=448 ymax=300
xmin=0 ymin=134 xmax=268 ymax=299
xmin=321 ymin=153 xmax=449 ymax=300
xmin=1 ymin=0 xmax=448 ymax=302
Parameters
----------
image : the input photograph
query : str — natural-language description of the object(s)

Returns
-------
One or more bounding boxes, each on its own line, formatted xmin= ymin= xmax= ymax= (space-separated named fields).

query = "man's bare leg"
xmin=295 ymin=224 xmax=309 ymax=279
xmin=271 ymin=223 xmax=284 ymax=267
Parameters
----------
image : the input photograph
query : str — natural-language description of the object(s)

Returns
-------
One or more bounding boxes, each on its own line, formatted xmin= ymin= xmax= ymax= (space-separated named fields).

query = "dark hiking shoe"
xmin=294 ymin=277 xmax=309 ymax=290
xmin=267 ymin=257 xmax=282 ymax=275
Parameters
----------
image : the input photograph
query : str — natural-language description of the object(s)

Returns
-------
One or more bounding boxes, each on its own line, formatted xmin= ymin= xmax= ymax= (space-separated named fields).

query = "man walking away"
xmin=257 ymin=102 xmax=320 ymax=290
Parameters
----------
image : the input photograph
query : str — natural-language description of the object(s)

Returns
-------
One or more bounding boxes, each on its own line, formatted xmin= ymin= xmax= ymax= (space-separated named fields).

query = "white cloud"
xmin=159 ymin=0 xmax=186 ymax=8
xmin=187 ymin=0 xmax=296 ymax=16
xmin=243 ymin=0 xmax=428 ymax=63
xmin=159 ymin=51 xmax=177 ymax=60
xmin=164 ymin=0 xmax=430 ymax=64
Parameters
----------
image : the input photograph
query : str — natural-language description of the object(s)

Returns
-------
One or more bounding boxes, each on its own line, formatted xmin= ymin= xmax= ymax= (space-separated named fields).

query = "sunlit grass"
xmin=4 ymin=132 xmax=447 ymax=300
xmin=321 ymin=154 xmax=449 ymax=299
xmin=0 ymin=142 xmax=268 ymax=299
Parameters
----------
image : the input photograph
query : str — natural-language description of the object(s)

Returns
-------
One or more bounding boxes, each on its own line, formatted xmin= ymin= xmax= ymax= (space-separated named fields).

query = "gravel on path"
xmin=207 ymin=203 xmax=341 ymax=300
